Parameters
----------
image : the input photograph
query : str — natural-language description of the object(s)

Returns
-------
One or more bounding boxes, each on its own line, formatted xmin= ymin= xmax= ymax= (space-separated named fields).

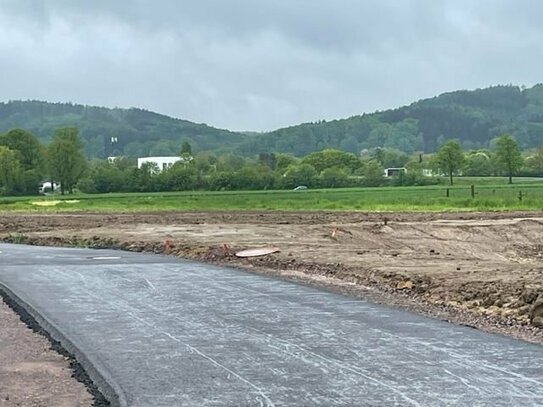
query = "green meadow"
xmin=1 ymin=178 xmax=542 ymax=213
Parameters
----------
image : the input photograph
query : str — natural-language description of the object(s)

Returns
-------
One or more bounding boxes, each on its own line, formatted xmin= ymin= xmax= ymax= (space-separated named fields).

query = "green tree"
xmin=493 ymin=134 xmax=523 ymax=184
xmin=84 ymin=161 xmax=129 ymax=193
xmin=282 ymin=164 xmax=318 ymax=188
xmin=130 ymin=162 xmax=157 ymax=192
xmin=433 ymin=140 xmax=465 ymax=185
xmin=159 ymin=162 xmax=199 ymax=191
xmin=320 ymin=168 xmax=349 ymax=188
xmin=302 ymin=149 xmax=360 ymax=173
xmin=47 ymin=128 xmax=87 ymax=194
xmin=193 ymin=151 xmax=218 ymax=174
xmin=274 ymin=153 xmax=298 ymax=172
xmin=0 ymin=129 xmax=44 ymax=194
xmin=526 ymin=144 xmax=543 ymax=176
xmin=217 ymin=153 xmax=245 ymax=172
xmin=361 ymin=160 xmax=384 ymax=187
xmin=149 ymin=140 xmax=174 ymax=156
xmin=0 ymin=146 xmax=22 ymax=195
xmin=180 ymin=141 xmax=192 ymax=156
xmin=0 ymin=129 xmax=43 ymax=170
xmin=463 ymin=151 xmax=493 ymax=176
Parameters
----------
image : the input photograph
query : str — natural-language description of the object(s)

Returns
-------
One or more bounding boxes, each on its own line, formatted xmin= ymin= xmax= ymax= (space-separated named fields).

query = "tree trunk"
xmin=449 ymin=170 xmax=453 ymax=186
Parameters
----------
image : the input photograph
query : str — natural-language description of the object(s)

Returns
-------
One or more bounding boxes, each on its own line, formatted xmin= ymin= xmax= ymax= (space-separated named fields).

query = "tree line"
xmin=240 ymin=85 xmax=543 ymax=156
xmin=0 ymin=128 xmax=86 ymax=196
xmin=2 ymin=85 xmax=543 ymax=161
xmin=0 ymin=127 xmax=542 ymax=196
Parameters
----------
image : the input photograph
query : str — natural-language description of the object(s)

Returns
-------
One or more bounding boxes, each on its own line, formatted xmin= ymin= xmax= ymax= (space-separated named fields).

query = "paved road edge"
xmin=0 ymin=280 xmax=126 ymax=407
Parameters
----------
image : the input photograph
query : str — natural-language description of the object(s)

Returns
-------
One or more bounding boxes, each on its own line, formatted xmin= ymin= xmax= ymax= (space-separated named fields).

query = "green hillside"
xmin=2 ymin=84 xmax=543 ymax=159
xmin=0 ymin=101 xmax=249 ymax=158
xmin=239 ymin=84 xmax=543 ymax=156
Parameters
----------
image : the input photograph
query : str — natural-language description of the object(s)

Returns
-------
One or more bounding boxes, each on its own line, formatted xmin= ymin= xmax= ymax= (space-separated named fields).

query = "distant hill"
xmin=2 ymin=84 xmax=543 ymax=158
xmin=0 ymin=101 xmax=249 ymax=158
xmin=238 ymin=84 xmax=543 ymax=156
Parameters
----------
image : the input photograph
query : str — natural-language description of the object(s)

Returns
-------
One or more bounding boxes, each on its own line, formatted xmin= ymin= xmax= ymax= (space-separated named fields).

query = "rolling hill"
xmin=0 ymin=101 xmax=249 ymax=158
xmin=239 ymin=84 xmax=543 ymax=156
xmin=1 ymin=84 xmax=542 ymax=158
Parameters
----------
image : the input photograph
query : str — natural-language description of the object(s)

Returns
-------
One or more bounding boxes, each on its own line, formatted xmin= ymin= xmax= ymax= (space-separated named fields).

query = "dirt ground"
xmin=1 ymin=211 xmax=542 ymax=344
xmin=0 ymin=297 xmax=92 ymax=407
xmin=1 ymin=211 xmax=542 ymax=403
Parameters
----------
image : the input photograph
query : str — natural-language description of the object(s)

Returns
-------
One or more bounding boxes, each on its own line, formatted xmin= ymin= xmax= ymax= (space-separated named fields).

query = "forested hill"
xmin=239 ymin=84 xmax=543 ymax=156
xmin=0 ymin=101 xmax=249 ymax=158
xmin=2 ymin=84 xmax=543 ymax=158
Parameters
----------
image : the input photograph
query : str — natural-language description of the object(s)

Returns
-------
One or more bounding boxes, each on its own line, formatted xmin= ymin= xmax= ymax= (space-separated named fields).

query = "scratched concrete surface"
xmin=0 ymin=244 xmax=542 ymax=407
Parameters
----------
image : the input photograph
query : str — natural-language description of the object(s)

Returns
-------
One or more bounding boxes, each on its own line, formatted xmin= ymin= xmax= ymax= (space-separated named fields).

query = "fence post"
xmin=471 ymin=185 xmax=475 ymax=199
xmin=446 ymin=188 xmax=449 ymax=198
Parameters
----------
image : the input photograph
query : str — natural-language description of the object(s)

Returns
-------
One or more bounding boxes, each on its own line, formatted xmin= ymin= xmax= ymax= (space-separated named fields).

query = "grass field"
xmin=1 ymin=178 xmax=543 ymax=212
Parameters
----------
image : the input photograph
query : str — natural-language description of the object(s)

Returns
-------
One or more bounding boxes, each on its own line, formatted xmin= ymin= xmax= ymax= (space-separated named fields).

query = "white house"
xmin=137 ymin=156 xmax=182 ymax=172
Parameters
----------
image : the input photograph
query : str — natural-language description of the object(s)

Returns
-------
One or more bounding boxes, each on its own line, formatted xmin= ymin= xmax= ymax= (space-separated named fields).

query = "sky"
xmin=1 ymin=0 xmax=542 ymax=131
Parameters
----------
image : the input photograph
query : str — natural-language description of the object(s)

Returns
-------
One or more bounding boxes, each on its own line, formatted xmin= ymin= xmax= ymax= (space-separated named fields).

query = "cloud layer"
xmin=1 ymin=0 xmax=542 ymax=130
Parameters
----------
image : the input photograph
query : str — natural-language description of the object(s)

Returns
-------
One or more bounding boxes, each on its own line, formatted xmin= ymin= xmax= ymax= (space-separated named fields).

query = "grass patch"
xmin=1 ymin=179 xmax=543 ymax=213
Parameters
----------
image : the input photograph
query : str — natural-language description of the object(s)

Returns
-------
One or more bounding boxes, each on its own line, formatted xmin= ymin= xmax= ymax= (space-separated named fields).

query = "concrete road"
xmin=0 ymin=244 xmax=542 ymax=407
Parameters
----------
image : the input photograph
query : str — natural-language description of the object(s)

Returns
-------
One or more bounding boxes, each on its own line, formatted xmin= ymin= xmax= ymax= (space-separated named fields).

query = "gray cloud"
xmin=1 ymin=0 xmax=542 ymax=131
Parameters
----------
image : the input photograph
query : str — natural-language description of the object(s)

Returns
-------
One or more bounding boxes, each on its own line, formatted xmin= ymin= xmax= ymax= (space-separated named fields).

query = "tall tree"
xmin=302 ymin=149 xmax=361 ymax=173
xmin=0 ymin=129 xmax=44 ymax=194
xmin=434 ymin=140 xmax=465 ymax=185
xmin=362 ymin=160 xmax=384 ymax=187
xmin=180 ymin=141 xmax=192 ymax=156
xmin=526 ymin=144 xmax=543 ymax=176
xmin=0 ymin=129 xmax=43 ymax=170
xmin=274 ymin=153 xmax=298 ymax=172
xmin=47 ymin=128 xmax=87 ymax=194
xmin=463 ymin=151 xmax=493 ymax=176
xmin=282 ymin=164 xmax=318 ymax=188
xmin=493 ymin=134 xmax=523 ymax=184
xmin=0 ymin=146 xmax=22 ymax=195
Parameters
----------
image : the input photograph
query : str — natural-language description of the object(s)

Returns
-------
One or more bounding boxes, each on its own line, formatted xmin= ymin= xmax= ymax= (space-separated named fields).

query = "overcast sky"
xmin=1 ymin=1 xmax=542 ymax=131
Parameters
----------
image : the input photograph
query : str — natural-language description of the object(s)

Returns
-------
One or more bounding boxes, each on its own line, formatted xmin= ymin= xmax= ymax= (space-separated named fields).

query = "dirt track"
xmin=1 ymin=211 xmax=543 ymax=344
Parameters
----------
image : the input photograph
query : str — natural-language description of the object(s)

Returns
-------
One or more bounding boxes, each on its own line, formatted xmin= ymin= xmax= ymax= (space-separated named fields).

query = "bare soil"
xmin=1 ymin=211 xmax=542 ymax=347
xmin=0 ymin=297 xmax=93 ymax=407
xmin=1 ymin=210 xmax=542 ymax=403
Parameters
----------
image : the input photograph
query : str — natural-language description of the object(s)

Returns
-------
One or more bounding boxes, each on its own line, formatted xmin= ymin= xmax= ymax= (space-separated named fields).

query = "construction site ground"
xmin=1 ymin=210 xmax=543 ymax=405
xmin=1 ymin=211 xmax=542 ymax=344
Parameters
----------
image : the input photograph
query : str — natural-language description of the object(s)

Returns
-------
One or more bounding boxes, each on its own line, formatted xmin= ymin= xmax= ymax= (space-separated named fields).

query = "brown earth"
xmin=1 ymin=210 xmax=542 ymax=403
xmin=1 ymin=211 xmax=543 ymax=348
xmin=0 ymin=297 xmax=92 ymax=407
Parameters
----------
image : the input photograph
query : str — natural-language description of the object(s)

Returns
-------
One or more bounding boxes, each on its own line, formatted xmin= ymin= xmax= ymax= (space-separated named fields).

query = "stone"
xmin=532 ymin=317 xmax=543 ymax=328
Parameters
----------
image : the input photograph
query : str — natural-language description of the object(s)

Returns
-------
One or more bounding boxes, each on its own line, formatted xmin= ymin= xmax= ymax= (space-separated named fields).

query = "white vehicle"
xmin=38 ymin=181 xmax=61 ymax=195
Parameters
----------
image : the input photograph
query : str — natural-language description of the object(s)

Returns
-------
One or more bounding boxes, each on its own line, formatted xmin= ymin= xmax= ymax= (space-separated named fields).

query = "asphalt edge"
xmin=0 ymin=281 xmax=125 ymax=407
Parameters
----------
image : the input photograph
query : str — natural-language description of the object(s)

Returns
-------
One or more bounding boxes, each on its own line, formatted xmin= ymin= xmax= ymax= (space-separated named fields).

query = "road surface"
xmin=0 ymin=243 xmax=542 ymax=406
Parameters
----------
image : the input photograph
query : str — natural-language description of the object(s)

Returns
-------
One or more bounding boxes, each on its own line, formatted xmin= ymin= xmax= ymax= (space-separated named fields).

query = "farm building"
xmin=137 ymin=156 xmax=185 ymax=172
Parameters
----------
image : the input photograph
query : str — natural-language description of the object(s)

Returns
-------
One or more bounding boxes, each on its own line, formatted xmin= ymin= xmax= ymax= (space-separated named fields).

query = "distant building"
xmin=422 ymin=168 xmax=434 ymax=177
xmin=137 ymin=156 xmax=185 ymax=172
xmin=384 ymin=167 xmax=407 ymax=177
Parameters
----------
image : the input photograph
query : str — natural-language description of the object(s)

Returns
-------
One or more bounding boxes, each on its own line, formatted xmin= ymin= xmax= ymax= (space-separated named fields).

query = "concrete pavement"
xmin=0 ymin=243 xmax=542 ymax=406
